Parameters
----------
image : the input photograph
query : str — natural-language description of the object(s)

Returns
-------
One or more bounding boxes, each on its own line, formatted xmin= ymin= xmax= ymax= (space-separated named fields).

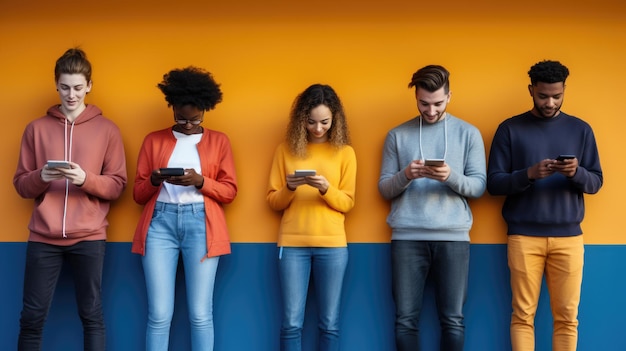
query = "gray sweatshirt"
xmin=378 ymin=114 xmax=486 ymax=242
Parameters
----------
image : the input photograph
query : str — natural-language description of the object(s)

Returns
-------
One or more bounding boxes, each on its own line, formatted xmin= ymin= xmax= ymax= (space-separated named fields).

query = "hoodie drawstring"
xmin=419 ymin=113 xmax=448 ymax=162
xmin=61 ymin=118 xmax=76 ymax=238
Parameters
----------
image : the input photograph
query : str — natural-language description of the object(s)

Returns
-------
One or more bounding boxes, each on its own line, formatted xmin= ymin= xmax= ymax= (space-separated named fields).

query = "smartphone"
xmin=424 ymin=159 xmax=445 ymax=166
xmin=556 ymin=155 xmax=575 ymax=161
xmin=294 ymin=170 xmax=316 ymax=177
xmin=159 ymin=168 xmax=185 ymax=176
xmin=47 ymin=160 xmax=71 ymax=169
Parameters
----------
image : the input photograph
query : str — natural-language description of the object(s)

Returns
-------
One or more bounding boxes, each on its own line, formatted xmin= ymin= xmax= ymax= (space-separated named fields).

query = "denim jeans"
xmin=18 ymin=240 xmax=106 ymax=351
xmin=278 ymin=247 xmax=349 ymax=351
xmin=141 ymin=202 xmax=219 ymax=351
xmin=391 ymin=240 xmax=469 ymax=351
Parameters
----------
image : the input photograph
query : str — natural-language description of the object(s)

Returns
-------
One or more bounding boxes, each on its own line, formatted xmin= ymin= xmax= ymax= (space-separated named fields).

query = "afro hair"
xmin=157 ymin=66 xmax=222 ymax=111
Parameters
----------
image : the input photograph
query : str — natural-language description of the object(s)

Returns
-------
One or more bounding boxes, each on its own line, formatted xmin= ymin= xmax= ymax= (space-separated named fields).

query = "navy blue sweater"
xmin=487 ymin=111 xmax=603 ymax=237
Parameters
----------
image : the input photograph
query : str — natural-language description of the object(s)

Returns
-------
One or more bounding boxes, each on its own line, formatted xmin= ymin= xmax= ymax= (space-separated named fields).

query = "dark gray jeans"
xmin=391 ymin=240 xmax=469 ymax=351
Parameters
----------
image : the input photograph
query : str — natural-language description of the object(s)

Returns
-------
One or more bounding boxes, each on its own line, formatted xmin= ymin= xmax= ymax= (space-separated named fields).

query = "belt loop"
xmin=155 ymin=201 xmax=165 ymax=212
xmin=193 ymin=202 xmax=204 ymax=214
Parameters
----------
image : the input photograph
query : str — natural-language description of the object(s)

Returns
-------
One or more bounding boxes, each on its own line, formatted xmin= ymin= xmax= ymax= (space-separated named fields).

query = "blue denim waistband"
xmin=154 ymin=201 xmax=204 ymax=213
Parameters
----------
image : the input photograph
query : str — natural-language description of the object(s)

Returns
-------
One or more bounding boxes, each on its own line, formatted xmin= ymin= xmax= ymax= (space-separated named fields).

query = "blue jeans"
xmin=141 ymin=202 xmax=219 ymax=351
xmin=18 ymin=240 xmax=106 ymax=351
xmin=278 ymin=247 xmax=349 ymax=351
xmin=391 ymin=240 xmax=469 ymax=351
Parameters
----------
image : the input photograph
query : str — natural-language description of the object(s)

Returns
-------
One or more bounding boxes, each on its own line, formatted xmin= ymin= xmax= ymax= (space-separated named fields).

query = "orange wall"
xmin=1 ymin=0 xmax=624 ymax=244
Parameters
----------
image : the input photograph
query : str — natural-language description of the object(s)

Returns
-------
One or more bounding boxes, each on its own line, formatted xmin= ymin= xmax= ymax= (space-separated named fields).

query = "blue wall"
xmin=1 ymin=243 xmax=624 ymax=350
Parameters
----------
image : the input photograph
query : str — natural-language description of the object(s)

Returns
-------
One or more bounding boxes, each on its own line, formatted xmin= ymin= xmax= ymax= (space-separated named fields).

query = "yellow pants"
xmin=508 ymin=235 xmax=584 ymax=351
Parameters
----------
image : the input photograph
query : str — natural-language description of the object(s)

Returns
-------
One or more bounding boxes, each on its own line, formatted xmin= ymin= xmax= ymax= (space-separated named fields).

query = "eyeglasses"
xmin=173 ymin=110 xmax=204 ymax=125
xmin=175 ymin=119 xmax=203 ymax=125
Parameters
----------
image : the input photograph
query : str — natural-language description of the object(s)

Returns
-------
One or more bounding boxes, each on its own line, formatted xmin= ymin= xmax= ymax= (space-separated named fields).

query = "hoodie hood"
xmin=47 ymin=104 xmax=103 ymax=125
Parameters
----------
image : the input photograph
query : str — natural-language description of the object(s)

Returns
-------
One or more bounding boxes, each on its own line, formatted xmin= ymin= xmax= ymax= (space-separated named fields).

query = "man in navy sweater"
xmin=487 ymin=60 xmax=603 ymax=351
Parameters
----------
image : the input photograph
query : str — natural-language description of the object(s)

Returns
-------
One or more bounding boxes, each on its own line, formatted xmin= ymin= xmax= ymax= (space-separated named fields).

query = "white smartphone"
xmin=47 ymin=160 xmax=71 ymax=169
xmin=424 ymin=159 xmax=444 ymax=166
xmin=294 ymin=170 xmax=316 ymax=177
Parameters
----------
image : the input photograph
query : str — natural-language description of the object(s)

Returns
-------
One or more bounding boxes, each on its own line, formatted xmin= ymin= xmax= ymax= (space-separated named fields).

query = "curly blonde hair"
xmin=285 ymin=84 xmax=351 ymax=158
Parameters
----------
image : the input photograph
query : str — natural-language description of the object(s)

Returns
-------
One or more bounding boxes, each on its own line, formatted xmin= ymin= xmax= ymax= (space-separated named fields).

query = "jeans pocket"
xmin=151 ymin=208 xmax=164 ymax=221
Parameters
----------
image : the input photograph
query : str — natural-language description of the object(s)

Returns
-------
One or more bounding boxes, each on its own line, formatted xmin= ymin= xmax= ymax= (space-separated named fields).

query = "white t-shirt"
xmin=157 ymin=130 xmax=204 ymax=204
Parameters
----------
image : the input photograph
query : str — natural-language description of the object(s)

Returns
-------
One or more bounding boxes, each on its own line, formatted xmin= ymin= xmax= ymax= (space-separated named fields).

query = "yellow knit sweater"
xmin=267 ymin=142 xmax=357 ymax=247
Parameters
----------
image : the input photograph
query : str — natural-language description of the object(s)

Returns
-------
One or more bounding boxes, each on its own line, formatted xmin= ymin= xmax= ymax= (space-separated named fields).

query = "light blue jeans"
xmin=278 ymin=247 xmax=348 ymax=351
xmin=142 ymin=202 xmax=219 ymax=351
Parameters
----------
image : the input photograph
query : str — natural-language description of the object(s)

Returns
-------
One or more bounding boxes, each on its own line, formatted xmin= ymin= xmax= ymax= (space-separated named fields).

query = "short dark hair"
xmin=157 ymin=66 xmax=222 ymax=111
xmin=55 ymin=47 xmax=92 ymax=82
xmin=528 ymin=60 xmax=569 ymax=85
xmin=408 ymin=65 xmax=450 ymax=93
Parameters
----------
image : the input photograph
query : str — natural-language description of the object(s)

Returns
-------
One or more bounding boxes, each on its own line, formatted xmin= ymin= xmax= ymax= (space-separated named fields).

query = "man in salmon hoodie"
xmin=13 ymin=47 xmax=127 ymax=351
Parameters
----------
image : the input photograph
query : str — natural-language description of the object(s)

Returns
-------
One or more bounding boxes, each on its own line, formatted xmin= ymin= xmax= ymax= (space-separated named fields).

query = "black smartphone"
xmin=556 ymin=155 xmax=575 ymax=161
xmin=424 ymin=159 xmax=445 ymax=166
xmin=159 ymin=168 xmax=185 ymax=176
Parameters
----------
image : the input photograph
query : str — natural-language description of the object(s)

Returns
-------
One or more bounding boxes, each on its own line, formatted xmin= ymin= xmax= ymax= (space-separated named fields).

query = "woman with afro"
xmin=267 ymin=84 xmax=357 ymax=351
xmin=132 ymin=66 xmax=237 ymax=351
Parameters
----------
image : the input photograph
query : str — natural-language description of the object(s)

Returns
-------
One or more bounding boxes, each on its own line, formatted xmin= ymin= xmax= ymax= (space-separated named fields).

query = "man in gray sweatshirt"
xmin=378 ymin=65 xmax=486 ymax=351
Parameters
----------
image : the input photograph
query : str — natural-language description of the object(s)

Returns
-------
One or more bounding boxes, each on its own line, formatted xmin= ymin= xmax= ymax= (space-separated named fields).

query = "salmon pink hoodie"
xmin=13 ymin=104 xmax=127 ymax=246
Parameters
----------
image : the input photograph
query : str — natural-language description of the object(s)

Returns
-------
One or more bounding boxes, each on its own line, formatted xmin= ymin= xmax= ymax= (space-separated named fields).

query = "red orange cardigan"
xmin=131 ymin=127 xmax=238 ymax=258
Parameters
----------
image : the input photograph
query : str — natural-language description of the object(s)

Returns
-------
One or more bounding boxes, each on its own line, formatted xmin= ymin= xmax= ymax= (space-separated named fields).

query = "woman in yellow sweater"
xmin=267 ymin=84 xmax=357 ymax=351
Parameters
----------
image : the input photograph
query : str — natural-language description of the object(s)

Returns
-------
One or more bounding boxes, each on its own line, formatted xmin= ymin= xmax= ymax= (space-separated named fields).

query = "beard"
xmin=533 ymin=102 xmax=561 ymax=118
xmin=420 ymin=110 xmax=446 ymax=124
xmin=533 ymin=101 xmax=561 ymax=118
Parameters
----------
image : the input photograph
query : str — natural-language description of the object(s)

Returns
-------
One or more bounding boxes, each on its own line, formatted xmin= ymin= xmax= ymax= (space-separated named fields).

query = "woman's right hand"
xmin=150 ymin=169 xmax=167 ymax=186
xmin=286 ymin=173 xmax=307 ymax=191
